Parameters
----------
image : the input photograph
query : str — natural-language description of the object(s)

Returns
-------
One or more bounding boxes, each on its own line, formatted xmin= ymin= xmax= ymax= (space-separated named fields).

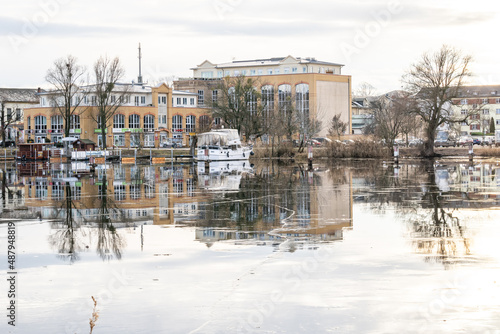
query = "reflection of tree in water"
xmin=354 ymin=160 xmax=471 ymax=268
xmin=93 ymin=175 xmax=127 ymax=261
xmin=0 ymin=168 xmax=24 ymax=214
xmin=408 ymin=162 xmax=470 ymax=268
xmin=48 ymin=184 xmax=85 ymax=263
xmin=48 ymin=175 xmax=128 ymax=262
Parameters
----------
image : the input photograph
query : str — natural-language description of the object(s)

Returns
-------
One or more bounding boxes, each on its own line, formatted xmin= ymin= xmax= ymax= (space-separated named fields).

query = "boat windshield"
xmin=198 ymin=133 xmax=228 ymax=147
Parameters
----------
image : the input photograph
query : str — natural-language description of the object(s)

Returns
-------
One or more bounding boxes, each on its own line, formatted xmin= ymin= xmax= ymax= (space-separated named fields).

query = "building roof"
xmin=455 ymin=85 xmax=500 ymax=98
xmin=173 ymin=90 xmax=197 ymax=96
xmin=0 ymin=88 xmax=39 ymax=103
xmin=193 ymin=56 xmax=344 ymax=70
xmin=75 ymin=139 xmax=95 ymax=145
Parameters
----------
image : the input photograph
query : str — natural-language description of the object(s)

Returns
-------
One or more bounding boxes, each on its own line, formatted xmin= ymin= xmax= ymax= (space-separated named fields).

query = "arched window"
xmin=51 ymin=115 xmax=63 ymax=133
xmin=35 ymin=116 xmax=47 ymax=133
xmin=172 ymin=115 xmax=182 ymax=131
xmin=199 ymin=115 xmax=210 ymax=131
xmin=295 ymin=83 xmax=310 ymax=120
xmin=278 ymin=84 xmax=292 ymax=113
xmin=144 ymin=115 xmax=155 ymax=130
xmin=129 ymin=114 xmax=140 ymax=128
xmin=70 ymin=115 xmax=80 ymax=129
xmin=114 ymin=114 xmax=125 ymax=128
xmin=261 ymin=85 xmax=274 ymax=123
xmin=186 ymin=115 xmax=196 ymax=132
xmin=228 ymin=87 xmax=237 ymax=109
xmin=246 ymin=89 xmax=257 ymax=114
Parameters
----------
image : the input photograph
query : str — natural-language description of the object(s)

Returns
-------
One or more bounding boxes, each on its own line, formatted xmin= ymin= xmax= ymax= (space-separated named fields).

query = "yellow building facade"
xmin=23 ymin=83 xmax=211 ymax=148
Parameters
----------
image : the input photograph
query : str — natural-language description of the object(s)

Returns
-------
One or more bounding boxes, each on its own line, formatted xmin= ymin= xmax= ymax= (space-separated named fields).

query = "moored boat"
xmin=196 ymin=129 xmax=253 ymax=161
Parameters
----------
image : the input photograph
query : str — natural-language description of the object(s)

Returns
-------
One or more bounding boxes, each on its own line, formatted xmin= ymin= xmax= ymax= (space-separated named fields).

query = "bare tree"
xmin=209 ymin=75 xmax=268 ymax=141
xmin=354 ymin=82 xmax=376 ymax=97
xmin=0 ymin=95 xmax=22 ymax=147
xmin=45 ymin=55 xmax=87 ymax=138
xmin=328 ymin=113 xmax=347 ymax=139
xmin=90 ymin=56 xmax=128 ymax=149
xmin=403 ymin=45 xmax=473 ymax=157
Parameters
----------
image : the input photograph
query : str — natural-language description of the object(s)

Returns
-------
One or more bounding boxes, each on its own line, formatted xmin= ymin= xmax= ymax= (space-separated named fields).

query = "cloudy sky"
xmin=1 ymin=0 xmax=499 ymax=93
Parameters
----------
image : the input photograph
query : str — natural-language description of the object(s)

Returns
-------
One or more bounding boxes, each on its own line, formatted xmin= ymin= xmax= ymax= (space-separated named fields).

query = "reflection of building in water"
xmin=0 ymin=166 xmax=25 ymax=215
xmin=436 ymin=163 xmax=500 ymax=206
xmin=192 ymin=165 xmax=353 ymax=246
xmin=22 ymin=164 xmax=172 ymax=225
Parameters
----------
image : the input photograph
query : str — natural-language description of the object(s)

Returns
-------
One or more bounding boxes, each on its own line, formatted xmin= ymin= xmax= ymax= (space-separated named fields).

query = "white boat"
xmin=196 ymin=129 xmax=253 ymax=161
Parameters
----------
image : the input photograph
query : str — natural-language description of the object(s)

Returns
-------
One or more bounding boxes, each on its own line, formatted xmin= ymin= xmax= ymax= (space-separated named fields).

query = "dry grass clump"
xmin=89 ymin=296 xmax=99 ymax=334
xmin=477 ymin=146 xmax=500 ymax=157
xmin=326 ymin=140 xmax=391 ymax=158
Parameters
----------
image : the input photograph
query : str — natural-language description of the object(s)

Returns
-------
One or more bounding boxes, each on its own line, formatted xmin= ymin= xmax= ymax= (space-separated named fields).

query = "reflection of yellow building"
xmin=21 ymin=164 xmax=354 ymax=247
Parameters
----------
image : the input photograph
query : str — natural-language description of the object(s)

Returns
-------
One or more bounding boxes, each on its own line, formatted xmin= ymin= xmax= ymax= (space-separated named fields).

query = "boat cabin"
xmin=17 ymin=143 xmax=53 ymax=160
xmin=73 ymin=139 xmax=96 ymax=151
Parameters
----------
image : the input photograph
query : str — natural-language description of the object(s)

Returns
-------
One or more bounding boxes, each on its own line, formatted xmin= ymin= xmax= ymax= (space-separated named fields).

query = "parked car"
xmin=312 ymin=137 xmax=332 ymax=145
xmin=434 ymin=138 xmax=457 ymax=147
xmin=161 ymin=140 xmax=181 ymax=148
xmin=408 ymin=138 xmax=424 ymax=147
xmin=472 ymin=138 xmax=482 ymax=145
xmin=306 ymin=139 xmax=322 ymax=147
xmin=0 ymin=139 xmax=16 ymax=147
xmin=458 ymin=136 xmax=473 ymax=146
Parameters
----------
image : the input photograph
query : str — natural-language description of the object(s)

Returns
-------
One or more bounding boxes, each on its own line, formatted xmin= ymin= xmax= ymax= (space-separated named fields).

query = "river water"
xmin=1 ymin=159 xmax=500 ymax=333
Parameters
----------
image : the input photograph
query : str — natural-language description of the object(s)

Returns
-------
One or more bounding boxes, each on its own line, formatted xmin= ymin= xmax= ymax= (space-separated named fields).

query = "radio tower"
xmin=138 ymin=43 xmax=143 ymax=84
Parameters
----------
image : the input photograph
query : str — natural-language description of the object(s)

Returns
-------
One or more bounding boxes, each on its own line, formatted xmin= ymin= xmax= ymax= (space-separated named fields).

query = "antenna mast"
xmin=138 ymin=43 xmax=143 ymax=84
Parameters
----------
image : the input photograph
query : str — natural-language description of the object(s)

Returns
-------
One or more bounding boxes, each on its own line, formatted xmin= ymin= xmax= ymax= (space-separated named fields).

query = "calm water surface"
xmin=1 ymin=159 xmax=500 ymax=333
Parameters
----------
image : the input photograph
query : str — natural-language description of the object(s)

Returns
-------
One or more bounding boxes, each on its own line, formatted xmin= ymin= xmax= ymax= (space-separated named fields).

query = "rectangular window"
xmin=284 ymin=67 xmax=290 ymax=74
xmin=292 ymin=67 xmax=298 ymax=73
xmin=482 ymin=108 xmax=490 ymax=115
xmin=250 ymin=69 xmax=256 ymax=75
xmin=303 ymin=67 xmax=307 ymax=73
xmin=258 ymin=69 xmax=263 ymax=75
xmin=214 ymin=117 xmax=221 ymax=125
xmin=190 ymin=98 xmax=195 ymax=105
xmin=460 ymin=99 xmax=467 ymax=105
xmin=114 ymin=134 xmax=125 ymax=147
xmin=198 ymin=90 xmax=204 ymax=106
xmin=496 ymin=109 xmax=500 ymax=114
xmin=212 ymin=90 xmax=218 ymax=103
xmin=201 ymin=71 xmax=213 ymax=78
xmin=242 ymin=70 xmax=247 ymax=75
xmin=91 ymin=96 xmax=96 ymax=106
xmin=141 ymin=96 xmax=146 ymax=105
xmin=162 ymin=96 xmax=166 ymax=104
xmin=6 ymin=108 xmax=12 ymax=120
xmin=111 ymin=95 xmax=116 ymax=103
xmin=470 ymin=124 xmax=480 ymax=130
xmin=496 ymin=98 xmax=500 ymax=104
xmin=483 ymin=98 xmax=488 ymax=104
xmin=182 ymin=97 xmax=187 ymax=105
xmin=461 ymin=109 xmax=467 ymax=115
xmin=234 ymin=70 xmax=240 ymax=76
xmin=176 ymin=97 xmax=181 ymax=105
xmin=275 ymin=68 xmax=280 ymax=74
xmin=496 ymin=119 xmax=500 ymax=125
xmin=134 ymin=96 xmax=140 ymax=106
xmin=217 ymin=71 xmax=223 ymax=78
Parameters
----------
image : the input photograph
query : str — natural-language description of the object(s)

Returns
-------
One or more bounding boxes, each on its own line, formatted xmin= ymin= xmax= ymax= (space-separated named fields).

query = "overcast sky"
xmin=1 ymin=0 xmax=499 ymax=94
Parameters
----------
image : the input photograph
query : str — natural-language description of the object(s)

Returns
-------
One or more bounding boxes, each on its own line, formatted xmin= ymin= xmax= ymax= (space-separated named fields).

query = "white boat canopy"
xmin=197 ymin=129 xmax=241 ymax=147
